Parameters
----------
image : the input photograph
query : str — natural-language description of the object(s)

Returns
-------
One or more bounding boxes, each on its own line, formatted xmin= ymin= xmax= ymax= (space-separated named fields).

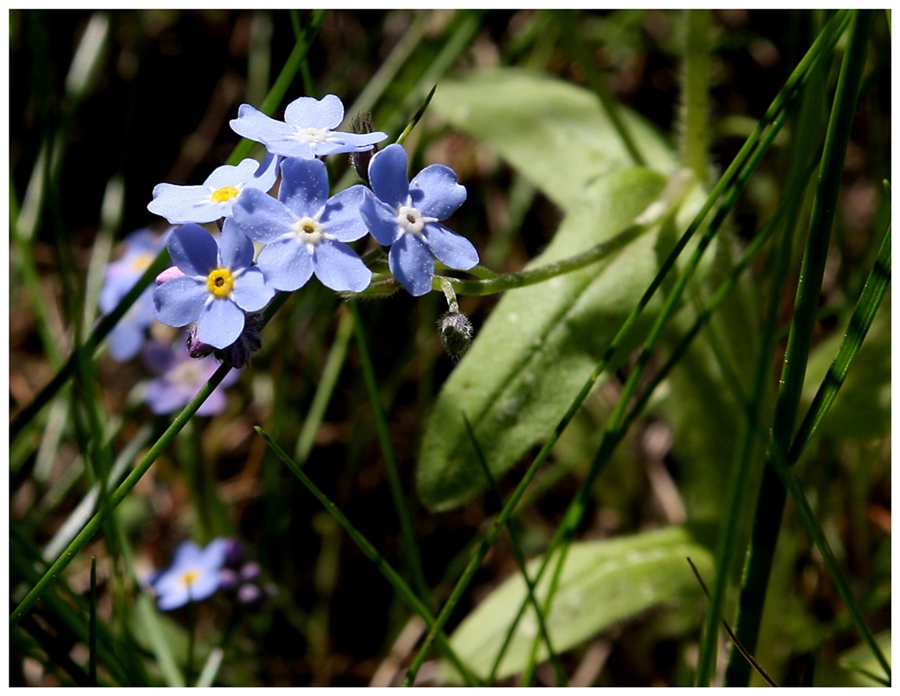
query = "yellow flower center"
xmin=206 ymin=268 xmax=234 ymax=298
xmin=129 ymin=251 xmax=154 ymax=273
xmin=211 ymin=185 xmax=240 ymax=203
xmin=179 ymin=568 xmax=199 ymax=588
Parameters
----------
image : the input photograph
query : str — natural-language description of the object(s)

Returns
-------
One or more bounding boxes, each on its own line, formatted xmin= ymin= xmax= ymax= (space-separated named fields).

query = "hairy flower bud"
xmin=349 ymin=111 xmax=377 ymax=185
xmin=438 ymin=311 xmax=474 ymax=361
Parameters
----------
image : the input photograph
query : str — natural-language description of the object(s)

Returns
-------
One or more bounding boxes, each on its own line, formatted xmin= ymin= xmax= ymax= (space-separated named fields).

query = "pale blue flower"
xmin=148 ymin=155 xmax=279 ymax=224
xmin=231 ymin=157 xmax=371 ymax=293
xmin=142 ymin=338 xmax=240 ymax=416
xmin=99 ymin=228 xmax=170 ymax=360
xmin=153 ymin=222 xmax=274 ymax=349
xmin=150 ymin=539 xmax=229 ymax=611
xmin=360 ymin=144 xmax=478 ymax=296
xmin=229 ymin=94 xmax=386 ymax=160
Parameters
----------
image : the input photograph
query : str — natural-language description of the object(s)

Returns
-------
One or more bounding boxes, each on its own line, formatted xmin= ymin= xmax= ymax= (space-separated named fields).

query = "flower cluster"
xmin=147 ymin=93 xmax=479 ymax=366
xmin=147 ymin=538 xmax=272 ymax=611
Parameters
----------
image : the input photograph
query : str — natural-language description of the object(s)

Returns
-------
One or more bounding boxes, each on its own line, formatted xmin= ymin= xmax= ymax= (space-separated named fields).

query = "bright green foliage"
xmin=441 ymin=525 xmax=715 ymax=683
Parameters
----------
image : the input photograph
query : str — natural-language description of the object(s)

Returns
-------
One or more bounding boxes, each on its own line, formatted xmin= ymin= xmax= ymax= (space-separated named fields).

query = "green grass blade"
xmin=726 ymin=12 xmax=876 ymax=684
xmin=349 ymin=300 xmax=428 ymax=601
xmin=254 ymin=426 xmax=479 ymax=687
xmin=461 ymin=415 xmax=566 ymax=686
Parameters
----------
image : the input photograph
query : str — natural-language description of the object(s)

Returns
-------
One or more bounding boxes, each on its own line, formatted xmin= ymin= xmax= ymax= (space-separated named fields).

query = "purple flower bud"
xmin=156 ymin=266 xmax=185 ymax=286
xmin=240 ymin=562 xmax=261 ymax=582
xmin=238 ymin=584 xmax=262 ymax=604
xmin=218 ymin=568 xmax=241 ymax=592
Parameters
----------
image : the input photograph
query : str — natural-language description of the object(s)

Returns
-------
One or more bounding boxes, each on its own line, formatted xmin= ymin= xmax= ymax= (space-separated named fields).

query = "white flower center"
xmin=169 ymin=360 xmax=205 ymax=385
xmin=291 ymin=216 xmax=324 ymax=245
xmin=294 ymin=126 xmax=329 ymax=144
xmin=397 ymin=205 xmax=426 ymax=236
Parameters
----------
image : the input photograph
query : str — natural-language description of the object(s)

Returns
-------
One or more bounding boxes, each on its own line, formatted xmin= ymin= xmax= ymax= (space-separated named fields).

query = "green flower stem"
xmin=10 ymin=246 xmax=171 ymax=444
xmin=726 ymin=11 xmax=875 ymax=685
xmin=254 ymin=426 xmax=479 ymax=687
xmin=10 ymin=360 xmax=234 ymax=629
xmin=348 ymin=300 xmax=429 ymax=602
xmin=681 ymin=10 xmax=713 ymax=185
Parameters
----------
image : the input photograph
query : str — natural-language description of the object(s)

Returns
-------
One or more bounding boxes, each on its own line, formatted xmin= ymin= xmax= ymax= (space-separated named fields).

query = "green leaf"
xmin=431 ymin=67 xmax=677 ymax=210
xmin=417 ymin=166 xmax=700 ymax=510
xmin=440 ymin=525 xmax=715 ymax=683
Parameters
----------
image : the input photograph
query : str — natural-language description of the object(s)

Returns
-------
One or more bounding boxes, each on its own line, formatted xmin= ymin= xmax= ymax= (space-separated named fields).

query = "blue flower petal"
xmin=284 ymin=94 xmax=344 ymax=130
xmin=149 ymin=183 xmax=225 ymax=224
xmin=360 ymin=192 xmax=401 ymax=246
xmin=255 ymin=238 xmax=314 ymax=292
xmin=204 ymin=159 xmax=256 ymax=189
xmin=314 ymin=131 xmax=387 ymax=156
xmin=279 ymin=157 xmax=329 ymax=218
xmin=368 ymin=144 xmax=410 ymax=208
xmin=197 ymin=299 xmax=245 ymax=349
xmin=232 ymin=266 xmax=274 ymax=311
xmin=229 ymin=103 xmax=294 ymax=144
xmin=312 ymin=241 xmax=371 ymax=293
xmin=168 ymin=224 xmax=218 ymax=277
xmin=145 ymin=378 xmax=192 ymax=416
xmin=232 ymin=188 xmax=294 ymax=245
xmin=218 ymin=218 xmax=255 ymax=272
xmin=321 ymin=185 xmax=368 ymax=242
xmin=410 ymin=164 xmax=467 ymax=220
xmin=252 ymin=152 xmax=280 ymax=191
xmin=389 ymin=234 xmax=434 ymax=297
xmin=154 ymin=276 xmax=208 ymax=327
xmin=423 ymin=222 xmax=479 ymax=270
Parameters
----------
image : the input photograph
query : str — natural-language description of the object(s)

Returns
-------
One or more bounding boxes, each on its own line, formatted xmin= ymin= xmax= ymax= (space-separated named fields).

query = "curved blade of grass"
xmin=89 ymin=555 xmax=97 ymax=686
xmin=349 ymin=300 xmax=428 ymax=601
xmin=253 ymin=426 xmax=479 ymax=687
xmin=461 ymin=415 xmax=566 ymax=686
xmin=789 ymin=226 xmax=891 ymax=460
xmin=726 ymin=11 xmax=875 ymax=684
xmin=195 ymin=648 xmax=224 ymax=688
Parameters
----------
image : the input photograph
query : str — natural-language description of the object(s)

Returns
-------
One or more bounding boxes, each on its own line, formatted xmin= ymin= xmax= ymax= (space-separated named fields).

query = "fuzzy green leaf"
xmin=417 ymin=166 xmax=701 ymax=510
xmin=441 ymin=525 xmax=715 ymax=683
xmin=431 ymin=67 xmax=677 ymax=210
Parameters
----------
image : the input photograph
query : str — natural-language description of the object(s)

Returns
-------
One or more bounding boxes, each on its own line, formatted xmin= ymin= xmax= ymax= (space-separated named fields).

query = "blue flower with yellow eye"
xmin=149 ymin=539 xmax=229 ymax=611
xmin=229 ymin=94 xmax=386 ymax=160
xmin=153 ymin=222 xmax=274 ymax=349
xmin=360 ymin=144 xmax=478 ymax=297
xmin=148 ymin=155 xmax=278 ymax=224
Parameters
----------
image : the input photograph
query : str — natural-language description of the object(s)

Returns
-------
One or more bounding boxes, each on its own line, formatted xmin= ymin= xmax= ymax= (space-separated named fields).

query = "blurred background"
xmin=9 ymin=9 xmax=890 ymax=687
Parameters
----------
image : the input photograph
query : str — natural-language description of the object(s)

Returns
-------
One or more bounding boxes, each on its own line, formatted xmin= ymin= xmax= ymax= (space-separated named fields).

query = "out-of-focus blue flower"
xmin=150 ymin=539 xmax=229 ymax=611
xmin=229 ymin=94 xmax=386 ymax=160
xmin=99 ymin=228 xmax=169 ymax=361
xmin=360 ymin=144 xmax=478 ymax=296
xmin=143 ymin=338 xmax=240 ymax=416
xmin=232 ymin=157 xmax=371 ymax=293
xmin=147 ymin=155 xmax=279 ymax=224
xmin=153 ymin=222 xmax=274 ymax=349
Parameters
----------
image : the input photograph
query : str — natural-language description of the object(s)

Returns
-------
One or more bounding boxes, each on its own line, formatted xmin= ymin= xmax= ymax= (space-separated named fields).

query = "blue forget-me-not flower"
xmin=360 ymin=144 xmax=478 ymax=296
xmin=142 ymin=338 xmax=240 ymax=416
xmin=153 ymin=222 xmax=274 ymax=349
xmin=232 ymin=157 xmax=372 ymax=293
xmin=149 ymin=539 xmax=229 ymax=611
xmin=148 ymin=155 xmax=279 ymax=224
xmin=229 ymin=94 xmax=386 ymax=160
xmin=99 ymin=228 xmax=170 ymax=361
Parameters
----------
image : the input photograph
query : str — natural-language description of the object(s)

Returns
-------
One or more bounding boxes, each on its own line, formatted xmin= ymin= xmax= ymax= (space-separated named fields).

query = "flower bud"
xmin=438 ymin=311 xmax=474 ymax=361
xmin=349 ymin=112 xmax=377 ymax=185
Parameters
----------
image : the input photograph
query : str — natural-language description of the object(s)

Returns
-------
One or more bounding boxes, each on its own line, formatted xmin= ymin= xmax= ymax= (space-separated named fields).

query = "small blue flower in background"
xmin=229 ymin=94 xmax=386 ymax=160
xmin=142 ymin=338 xmax=240 ymax=416
xmin=147 ymin=155 xmax=279 ymax=224
xmin=153 ymin=222 xmax=274 ymax=349
xmin=99 ymin=228 xmax=170 ymax=361
xmin=360 ymin=144 xmax=478 ymax=296
xmin=232 ymin=157 xmax=372 ymax=293
xmin=149 ymin=539 xmax=229 ymax=611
